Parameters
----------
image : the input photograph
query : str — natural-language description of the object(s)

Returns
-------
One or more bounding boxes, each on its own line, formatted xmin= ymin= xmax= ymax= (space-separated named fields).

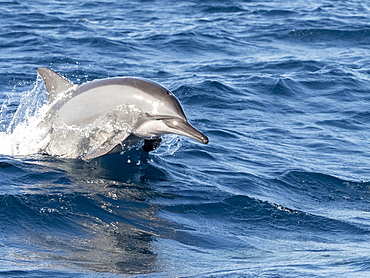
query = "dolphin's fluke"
xmin=37 ymin=67 xmax=75 ymax=102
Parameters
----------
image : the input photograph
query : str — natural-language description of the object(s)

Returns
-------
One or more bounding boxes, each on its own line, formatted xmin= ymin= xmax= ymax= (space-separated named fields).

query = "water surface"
xmin=1 ymin=0 xmax=370 ymax=277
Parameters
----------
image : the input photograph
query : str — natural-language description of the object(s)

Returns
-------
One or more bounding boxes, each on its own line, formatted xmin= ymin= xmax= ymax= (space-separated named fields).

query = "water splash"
xmin=0 ymin=75 xmax=50 ymax=157
xmin=154 ymin=135 xmax=184 ymax=156
xmin=2 ymin=75 xmax=47 ymax=133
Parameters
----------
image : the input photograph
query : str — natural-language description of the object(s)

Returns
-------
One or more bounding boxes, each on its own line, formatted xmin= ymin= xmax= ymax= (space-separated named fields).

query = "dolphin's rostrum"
xmin=37 ymin=68 xmax=208 ymax=161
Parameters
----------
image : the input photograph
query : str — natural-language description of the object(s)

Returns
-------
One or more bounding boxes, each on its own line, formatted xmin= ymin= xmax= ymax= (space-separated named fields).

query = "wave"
xmin=0 ymin=192 xmax=160 ymax=274
xmin=1 ymin=156 xmax=369 ymax=275
xmin=0 ymin=154 xmax=174 ymax=274
xmin=270 ymin=171 xmax=370 ymax=229
xmin=288 ymin=28 xmax=370 ymax=45
xmin=159 ymin=190 xmax=370 ymax=277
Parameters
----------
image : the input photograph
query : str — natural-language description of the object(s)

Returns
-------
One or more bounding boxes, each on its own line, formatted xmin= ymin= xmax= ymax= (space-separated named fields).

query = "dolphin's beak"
xmin=163 ymin=119 xmax=209 ymax=144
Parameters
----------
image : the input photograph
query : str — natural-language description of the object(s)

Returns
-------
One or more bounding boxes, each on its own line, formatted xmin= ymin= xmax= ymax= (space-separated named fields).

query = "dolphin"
xmin=37 ymin=67 xmax=208 ymax=161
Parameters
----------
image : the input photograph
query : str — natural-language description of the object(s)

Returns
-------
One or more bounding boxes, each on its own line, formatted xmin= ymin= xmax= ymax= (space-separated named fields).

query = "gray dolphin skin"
xmin=37 ymin=68 xmax=208 ymax=161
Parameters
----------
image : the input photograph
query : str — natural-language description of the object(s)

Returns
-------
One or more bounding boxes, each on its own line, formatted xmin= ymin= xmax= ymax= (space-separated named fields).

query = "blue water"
xmin=1 ymin=0 xmax=370 ymax=277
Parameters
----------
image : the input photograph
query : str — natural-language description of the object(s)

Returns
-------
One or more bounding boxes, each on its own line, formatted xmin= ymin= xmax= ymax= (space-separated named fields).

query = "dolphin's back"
xmin=52 ymin=78 xmax=186 ymax=126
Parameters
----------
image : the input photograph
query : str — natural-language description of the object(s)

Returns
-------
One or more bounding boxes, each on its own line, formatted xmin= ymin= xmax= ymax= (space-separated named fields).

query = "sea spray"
xmin=6 ymin=74 xmax=48 ymax=134
xmin=0 ymin=75 xmax=50 ymax=157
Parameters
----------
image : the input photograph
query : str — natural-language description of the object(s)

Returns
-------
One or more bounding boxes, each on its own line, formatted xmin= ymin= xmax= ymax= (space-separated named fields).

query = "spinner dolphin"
xmin=37 ymin=68 xmax=208 ymax=161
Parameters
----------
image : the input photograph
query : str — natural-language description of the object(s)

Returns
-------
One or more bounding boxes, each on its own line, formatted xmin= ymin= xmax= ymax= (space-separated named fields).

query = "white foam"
xmin=0 ymin=75 xmax=50 ymax=157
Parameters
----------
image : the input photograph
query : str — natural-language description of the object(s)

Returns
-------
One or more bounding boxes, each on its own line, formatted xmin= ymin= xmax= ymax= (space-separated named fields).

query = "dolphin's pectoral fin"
xmin=142 ymin=137 xmax=162 ymax=152
xmin=82 ymin=133 xmax=131 ymax=161
xmin=82 ymin=133 xmax=142 ymax=161
xmin=106 ymin=134 xmax=141 ymax=155
xmin=82 ymin=144 xmax=118 ymax=162
xmin=37 ymin=67 xmax=75 ymax=102
xmin=107 ymin=144 xmax=123 ymax=155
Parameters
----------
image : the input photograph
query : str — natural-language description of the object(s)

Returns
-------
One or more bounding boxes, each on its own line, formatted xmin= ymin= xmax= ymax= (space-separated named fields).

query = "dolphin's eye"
xmin=166 ymin=91 xmax=172 ymax=96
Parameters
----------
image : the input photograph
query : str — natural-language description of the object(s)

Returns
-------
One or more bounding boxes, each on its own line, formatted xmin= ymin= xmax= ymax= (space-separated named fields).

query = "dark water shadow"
xmin=0 ymin=151 xmax=175 ymax=275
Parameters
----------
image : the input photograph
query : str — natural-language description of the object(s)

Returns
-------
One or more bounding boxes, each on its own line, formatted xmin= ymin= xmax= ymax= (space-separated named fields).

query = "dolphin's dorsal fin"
xmin=37 ymin=67 xmax=75 ymax=102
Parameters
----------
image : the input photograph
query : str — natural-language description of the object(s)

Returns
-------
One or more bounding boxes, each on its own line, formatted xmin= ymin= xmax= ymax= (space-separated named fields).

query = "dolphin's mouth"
xmin=163 ymin=118 xmax=209 ymax=144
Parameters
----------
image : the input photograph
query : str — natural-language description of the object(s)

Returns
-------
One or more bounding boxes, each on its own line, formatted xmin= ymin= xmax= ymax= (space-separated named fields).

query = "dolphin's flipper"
xmin=37 ymin=67 xmax=75 ymax=102
xmin=82 ymin=133 xmax=144 ymax=161
xmin=142 ymin=138 xmax=162 ymax=152
xmin=82 ymin=132 xmax=131 ymax=161
xmin=83 ymin=145 xmax=115 ymax=161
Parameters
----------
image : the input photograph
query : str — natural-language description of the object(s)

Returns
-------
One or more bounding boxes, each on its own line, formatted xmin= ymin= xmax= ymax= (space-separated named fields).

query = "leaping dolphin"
xmin=37 ymin=68 xmax=208 ymax=161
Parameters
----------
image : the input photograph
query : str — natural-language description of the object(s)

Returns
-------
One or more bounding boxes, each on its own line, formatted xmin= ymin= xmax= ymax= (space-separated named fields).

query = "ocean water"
xmin=1 ymin=0 xmax=370 ymax=277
